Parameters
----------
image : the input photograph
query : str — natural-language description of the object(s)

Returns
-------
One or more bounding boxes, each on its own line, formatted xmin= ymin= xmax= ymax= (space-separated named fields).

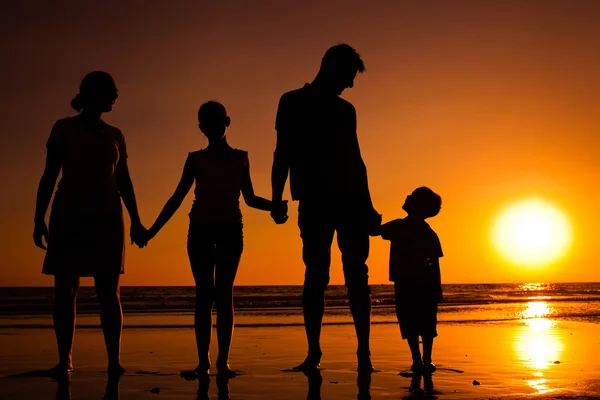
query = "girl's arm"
xmin=241 ymin=158 xmax=274 ymax=212
xmin=147 ymin=156 xmax=195 ymax=239
xmin=33 ymin=148 xmax=62 ymax=250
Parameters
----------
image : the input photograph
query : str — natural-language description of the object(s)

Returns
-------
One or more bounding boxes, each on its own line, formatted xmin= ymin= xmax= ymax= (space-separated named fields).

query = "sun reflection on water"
xmin=514 ymin=301 xmax=563 ymax=394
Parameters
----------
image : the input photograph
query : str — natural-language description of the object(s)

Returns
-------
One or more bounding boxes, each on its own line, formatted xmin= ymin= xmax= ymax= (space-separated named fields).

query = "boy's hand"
xmin=367 ymin=210 xmax=382 ymax=236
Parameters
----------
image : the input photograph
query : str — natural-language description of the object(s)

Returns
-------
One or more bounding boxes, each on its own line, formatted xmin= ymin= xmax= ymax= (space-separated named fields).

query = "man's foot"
xmin=45 ymin=363 xmax=73 ymax=377
xmin=180 ymin=363 xmax=210 ymax=381
xmin=410 ymin=362 xmax=424 ymax=373
xmin=357 ymin=356 xmax=374 ymax=373
xmin=292 ymin=353 xmax=321 ymax=372
xmin=107 ymin=364 xmax=126 ymax=376
xmin=423 ymin=362 xmax=437 ymax=374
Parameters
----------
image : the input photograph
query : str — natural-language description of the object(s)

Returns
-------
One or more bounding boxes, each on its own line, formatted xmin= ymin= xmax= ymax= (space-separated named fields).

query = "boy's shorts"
xmin=394 ymin=281 xmax=438 ymax=339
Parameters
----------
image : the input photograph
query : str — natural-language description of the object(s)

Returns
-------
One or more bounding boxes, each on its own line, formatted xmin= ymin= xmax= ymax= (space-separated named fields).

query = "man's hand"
xmin=271 ymin=200 xmax=289 ymax=224
xmin=367 ymin=209 xmax=382 ymax=236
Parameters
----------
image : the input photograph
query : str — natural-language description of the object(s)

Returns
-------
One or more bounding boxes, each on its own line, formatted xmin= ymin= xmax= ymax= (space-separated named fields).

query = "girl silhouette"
xmin=143 ymin=101 xmax=285 ymax=377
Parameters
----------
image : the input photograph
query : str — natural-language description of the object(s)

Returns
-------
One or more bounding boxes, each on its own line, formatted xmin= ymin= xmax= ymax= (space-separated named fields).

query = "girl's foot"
xmin=216 ymin=361 xmax=237 ymax=378
xmin=107 ymin=363 xmax=126 ymax=376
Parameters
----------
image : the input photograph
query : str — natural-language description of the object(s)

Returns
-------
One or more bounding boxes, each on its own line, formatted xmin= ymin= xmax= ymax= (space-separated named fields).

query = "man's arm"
xmin=347 ymin=104 xmax=380 ymax=230
xmin=271 ymin=95 xmax=291 ymax=223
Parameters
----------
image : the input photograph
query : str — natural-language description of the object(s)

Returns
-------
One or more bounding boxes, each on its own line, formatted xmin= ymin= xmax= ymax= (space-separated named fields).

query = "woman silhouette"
xmin=33 ymin=71 xmax=146 ymax=375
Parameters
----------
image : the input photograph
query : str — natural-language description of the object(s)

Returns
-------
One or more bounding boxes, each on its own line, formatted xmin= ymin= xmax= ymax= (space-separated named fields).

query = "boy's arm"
xmin=431 ymin=257 xmax=443 ymax=303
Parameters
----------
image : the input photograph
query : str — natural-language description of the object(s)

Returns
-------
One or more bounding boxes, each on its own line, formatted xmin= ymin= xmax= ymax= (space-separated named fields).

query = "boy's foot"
xmin=292 ymin=353 xmax=321 ymax=372
xmin=410 ymin=362 xmax=424 ymax=373
xmin=357 ymin=356 xmax=374 ymax=373
xmin=423 ymin=362 xmax=437 ymax=374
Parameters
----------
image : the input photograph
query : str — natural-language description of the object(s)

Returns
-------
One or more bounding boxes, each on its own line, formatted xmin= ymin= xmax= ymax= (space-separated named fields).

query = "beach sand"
xmin=1 ymin=318 xmax=600 ymax=399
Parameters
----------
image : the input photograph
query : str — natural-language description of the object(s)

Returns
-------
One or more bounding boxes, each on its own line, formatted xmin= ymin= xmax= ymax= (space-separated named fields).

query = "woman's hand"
xmin=130 ymin=222 xmax=149 ymax=248
xmin=33 ymin=221 xmax=49 ymax=250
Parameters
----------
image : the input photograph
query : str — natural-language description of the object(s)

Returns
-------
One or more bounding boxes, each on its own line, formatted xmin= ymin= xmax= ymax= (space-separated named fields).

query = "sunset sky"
xmin=1 ymin=0 xmax=599 ymax=286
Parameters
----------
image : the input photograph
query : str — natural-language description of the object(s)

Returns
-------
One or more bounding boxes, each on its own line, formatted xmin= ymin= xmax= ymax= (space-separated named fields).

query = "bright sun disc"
xmin=492 ymin=199 xmax=572 ymax=267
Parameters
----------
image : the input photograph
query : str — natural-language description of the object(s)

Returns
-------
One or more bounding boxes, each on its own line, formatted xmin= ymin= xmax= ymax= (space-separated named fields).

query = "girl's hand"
xmin=130 ymin=222 xmax=149 ymax=248
xmin=33 ymin=221 xmax=49 ymax=250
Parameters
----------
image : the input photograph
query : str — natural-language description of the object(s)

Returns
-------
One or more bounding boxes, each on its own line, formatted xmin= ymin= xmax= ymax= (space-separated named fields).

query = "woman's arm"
xmin=33 ymin=149 xmax=62 ymax=250
xmin=115 ymin=158 xmax=147 ymax=246
xmin=147 ymin=157 xmax=195 ymax=239
xmin=241 ymin=159 xmax=275 ymax=212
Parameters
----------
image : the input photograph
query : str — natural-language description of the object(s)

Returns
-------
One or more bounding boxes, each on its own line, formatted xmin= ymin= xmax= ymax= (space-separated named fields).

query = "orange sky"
xmin=2 ymin=1 xmax=599 ymax=286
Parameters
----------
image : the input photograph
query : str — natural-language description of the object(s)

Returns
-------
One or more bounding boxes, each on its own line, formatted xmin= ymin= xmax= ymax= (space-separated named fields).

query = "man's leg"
xmin=296 ymin=201 xmax=335 ymax=370
xmin=337 ymin=225 xmax=372 ymax=371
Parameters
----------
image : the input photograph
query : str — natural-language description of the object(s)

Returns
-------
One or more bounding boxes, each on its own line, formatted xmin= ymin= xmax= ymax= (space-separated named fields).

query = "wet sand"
xmin=1 ymin=319 xmax=600 ymax=399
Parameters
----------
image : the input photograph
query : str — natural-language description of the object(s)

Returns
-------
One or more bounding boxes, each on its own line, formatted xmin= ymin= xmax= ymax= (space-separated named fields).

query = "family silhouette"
xmin=33 ymin=44 xmax=444 ymax=389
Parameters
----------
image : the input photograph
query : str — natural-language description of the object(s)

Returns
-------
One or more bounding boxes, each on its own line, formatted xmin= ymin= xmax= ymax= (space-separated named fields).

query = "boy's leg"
xmin=395 ymin=283 xmax=422 ymax=370
xmin=296 ymin=200 xmax=335 ymax=370
xmin=407 ymin=336 xmax=423 ymax=370
xmin=422 ymin=336 xmax=434 ymax=365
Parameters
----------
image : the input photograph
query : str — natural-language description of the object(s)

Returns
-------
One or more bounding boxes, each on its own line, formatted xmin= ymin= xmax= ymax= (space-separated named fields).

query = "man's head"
xmin=402 ymin=187 xmax=442 ymax=219
xmin=318 ymin=44 xmax=365 ymax=95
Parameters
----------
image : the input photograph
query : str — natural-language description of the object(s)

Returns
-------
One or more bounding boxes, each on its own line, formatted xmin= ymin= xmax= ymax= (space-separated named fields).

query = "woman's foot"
xmin=107 ymin=363 xmax=126 ymax=376
xmin=292 ymin=351 xmax=322 ymax=372
xmin=216 ymin=360 xmax=237 ymax=378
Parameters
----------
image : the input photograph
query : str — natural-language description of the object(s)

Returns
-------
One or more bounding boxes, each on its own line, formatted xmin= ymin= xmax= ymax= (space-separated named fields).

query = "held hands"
xmin=271 ymin=200 xmax=289 ymax=224
xmin=367 ymin=209 xmax=383 ymax=237
xmin=130 ymin=222 xmax=150 ymax=248
xmin=33 ymin=220 xmax=49 ymax=250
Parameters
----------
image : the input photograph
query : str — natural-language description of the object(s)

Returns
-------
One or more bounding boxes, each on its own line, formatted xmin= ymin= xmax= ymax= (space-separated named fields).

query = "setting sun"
xmin=491 ymin=199 xmax=572 ymax=268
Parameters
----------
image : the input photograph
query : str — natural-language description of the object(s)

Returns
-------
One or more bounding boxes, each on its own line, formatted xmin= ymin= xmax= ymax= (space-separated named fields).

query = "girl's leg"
xmin=94 ymin=273 xmax=124 ymax=374
xmin=53 ymin=274 xmax=80 ymax=372
xmin=214 ymin=226 xmax=243 ymax=374
xmin=189 ymin=227 xmax=217 ymax=373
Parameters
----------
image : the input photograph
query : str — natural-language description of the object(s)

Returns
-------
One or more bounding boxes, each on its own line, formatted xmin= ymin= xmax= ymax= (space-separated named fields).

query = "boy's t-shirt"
xmin=381 ymin=218 xmax=443 ymax=282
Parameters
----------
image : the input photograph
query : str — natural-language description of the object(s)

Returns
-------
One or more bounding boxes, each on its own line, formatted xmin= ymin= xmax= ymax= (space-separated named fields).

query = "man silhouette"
xmin=271 ymin=44 xmax=380 ymax=372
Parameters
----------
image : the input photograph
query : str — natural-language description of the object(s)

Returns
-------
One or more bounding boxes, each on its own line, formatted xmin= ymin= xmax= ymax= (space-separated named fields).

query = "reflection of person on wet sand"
xmin=195 ymin=373 xmax=231 ymax=400
xmin=52 ymin=371 xmax=121 ymax=400
xmin=141 ymin=101 xmax=285 ymax=378
xmin=33 ymin=71 xmax=147 ymax=376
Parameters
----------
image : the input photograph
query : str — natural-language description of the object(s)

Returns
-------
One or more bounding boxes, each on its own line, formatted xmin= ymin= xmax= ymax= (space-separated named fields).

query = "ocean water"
xmin=0 ymin=283 xmax=599 ymax=328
